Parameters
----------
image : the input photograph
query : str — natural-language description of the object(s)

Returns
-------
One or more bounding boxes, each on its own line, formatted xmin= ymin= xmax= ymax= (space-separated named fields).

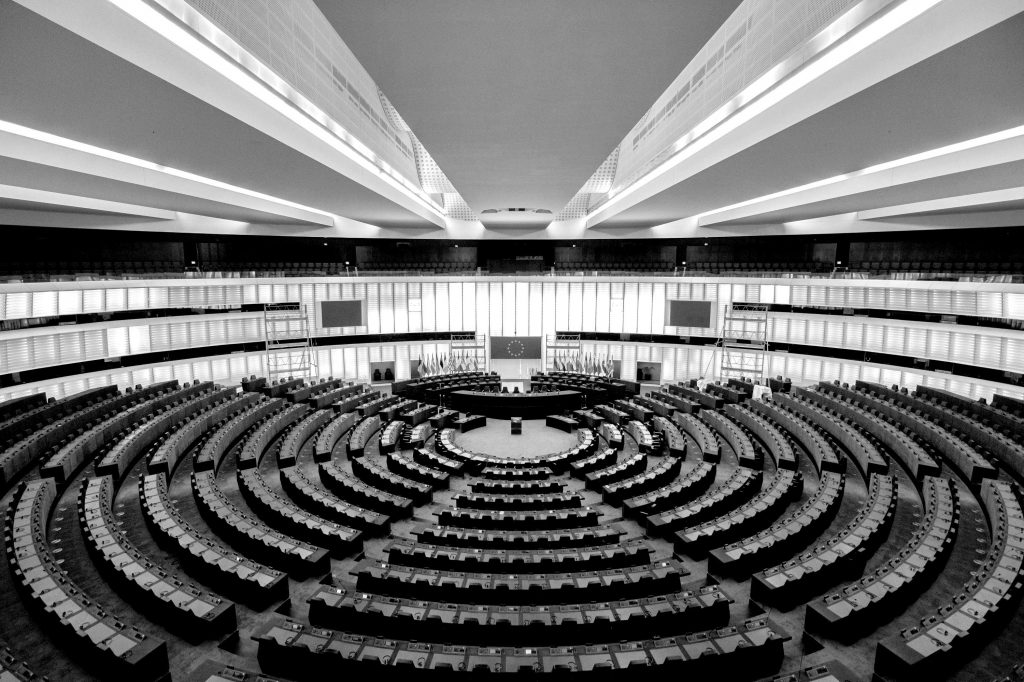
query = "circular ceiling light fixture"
xmin=481 ymin=207 xmax=553 ymax=215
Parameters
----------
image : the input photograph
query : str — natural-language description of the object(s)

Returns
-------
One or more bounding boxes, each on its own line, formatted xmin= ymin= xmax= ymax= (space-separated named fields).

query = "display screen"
xmin=490 ymin=336 xmax=543 ymax=359
xmin=321 ymin=300 xmax=366 ymax=328
xmin=667 ymin=300 xmax=713 ymax=328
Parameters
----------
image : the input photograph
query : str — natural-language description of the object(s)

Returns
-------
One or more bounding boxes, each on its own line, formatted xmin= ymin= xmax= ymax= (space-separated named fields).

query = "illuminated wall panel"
xmin=503 ymin=282 xmax=516 ymax=335
xmin=490 ymin=283 xmax=504 ymax=336
xmin=542 ymin=282 xmax=556 ymax=338
xmin=555 ymin=283 xmax=570 ymax=331
xmin=636 ymin=283 xmax=653 ymax=334
xmin=529 ymin=283 xmax=543 ymax=337
xmin=475 ymin=283 xmax=489 ymax=338
xmin=393 ymin=283 xmax=408 ymax=334
xmin=651 ymin=282 xmax=666 ymax=332
xmin=461 ymin=282 xmax=477 ymax=331
xmin=2 ymin=276 xmax=1023 ymax=400
xmin=609 ymin=283 xmax=623 ymax=333
xmin=622 ymin=283 xmax=638 ymax=334
xmin=568 ymin=282 xmax=584 ymax=332
xmin=407 ymin=282 xmax=421 ymax=333
xmin=437 ymin=282 xmax=452 ymax=332
xmin=366 ymin=283 xmax=381 ymax=332
xmin=421 ymin=282 xmax=436 ymax=332
xmin=447 ymin=282 xmax=461 ymax=333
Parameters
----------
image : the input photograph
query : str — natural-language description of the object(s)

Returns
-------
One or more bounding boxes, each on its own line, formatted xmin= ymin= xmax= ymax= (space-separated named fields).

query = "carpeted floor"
xmin=453 ymin=418 xmax=580 ymax=459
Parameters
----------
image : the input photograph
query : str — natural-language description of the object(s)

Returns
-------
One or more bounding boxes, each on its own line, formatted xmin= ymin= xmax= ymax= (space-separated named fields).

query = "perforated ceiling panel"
xmin=555 ymin=147 xmax=619 ymax=221
xmin=559 ymin=0 xmax=882 ymax=221
xmin=183 ymin=0 xmax=457 ymax=204
xmin=379 ymin=90 xmax=476 ymax=221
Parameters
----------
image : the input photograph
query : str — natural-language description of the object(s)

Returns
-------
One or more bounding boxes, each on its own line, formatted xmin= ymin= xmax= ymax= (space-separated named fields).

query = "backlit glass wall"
xmin=2 ymin=276 xmax=1021 ymax=401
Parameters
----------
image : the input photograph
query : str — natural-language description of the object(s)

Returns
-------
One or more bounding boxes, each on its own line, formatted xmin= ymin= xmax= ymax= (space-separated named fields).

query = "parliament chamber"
xmin=1 ymin=0 xmax=1024 ymax=680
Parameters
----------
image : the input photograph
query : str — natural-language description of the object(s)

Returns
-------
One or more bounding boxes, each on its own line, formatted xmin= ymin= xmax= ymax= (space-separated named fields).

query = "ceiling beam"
xmin=858 ymin=186 xmax=1024 ymax=220
xmin=0 ymin=184 xmax=176 ymax=219
xmin=0 ymin=120 xmax=337 ymax=226
xmin=585 ymin=0 xmax=1024 ymax=228
xmin=12 ymin=0 xmax=447 ymax=228
xmin=696 ymin=126 xmax=1024 ymax=226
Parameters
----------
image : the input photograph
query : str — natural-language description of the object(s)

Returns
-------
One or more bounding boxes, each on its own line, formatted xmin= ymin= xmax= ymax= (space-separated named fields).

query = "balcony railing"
xmin=0 ymin=267 xmax=1020 ymax=285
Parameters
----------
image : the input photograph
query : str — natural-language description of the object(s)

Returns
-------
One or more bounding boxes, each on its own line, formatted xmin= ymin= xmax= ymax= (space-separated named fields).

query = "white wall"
xmin=2 ymin=275 xmax=1022 ymax=401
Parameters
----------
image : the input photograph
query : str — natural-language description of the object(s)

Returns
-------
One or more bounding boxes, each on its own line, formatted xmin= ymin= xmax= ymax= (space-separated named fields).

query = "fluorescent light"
xmin=107 ymin=0 xmax=446 ymax=221
xmin=589 ymin=0 xmax=943 ymax=223
xmin=0 ymin=119 xmax=338 ymax=224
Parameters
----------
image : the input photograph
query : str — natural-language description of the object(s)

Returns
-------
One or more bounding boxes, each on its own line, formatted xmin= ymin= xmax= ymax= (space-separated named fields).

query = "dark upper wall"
xmin=847 ymin=231 xmax=1024 ymax=264
xmin=1 ymin=225 xmax=1023 ymax=274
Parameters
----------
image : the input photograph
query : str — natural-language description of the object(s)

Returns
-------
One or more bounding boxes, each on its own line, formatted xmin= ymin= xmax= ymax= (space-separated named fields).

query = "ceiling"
xmin=0 ymin=0 xmax=434 ymax=230
xmin=0 ymin=0 xmax=1021 ymax=240
xmin=315 ymin=0 xmax=743 ymax=218
xmin=599 ymin=12 xmax=1024 ymax=229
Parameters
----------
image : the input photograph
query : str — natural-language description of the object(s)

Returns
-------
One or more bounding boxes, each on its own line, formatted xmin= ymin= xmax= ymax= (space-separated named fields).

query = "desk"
xmin=454 ymin=414 xmax=487 ymax=432
xmin=510 ymin=418 xmax=522 ymax=434
xmin=545 ymin=415 xmax=578 ymax=432
xmin=449 ymin=390 xmax=584 ymax=419
xmin=430 ymin=409 xmax=458 ymax=429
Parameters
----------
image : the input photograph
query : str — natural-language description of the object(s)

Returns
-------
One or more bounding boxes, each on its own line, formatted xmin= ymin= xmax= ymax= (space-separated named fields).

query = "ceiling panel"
xmin=603 ymin=12 xmax=1024 ymax=229
xmin=0 ymin=1 xmax=435 ymax=229
xmin=317 ymin=0 xmax=743 ymax=216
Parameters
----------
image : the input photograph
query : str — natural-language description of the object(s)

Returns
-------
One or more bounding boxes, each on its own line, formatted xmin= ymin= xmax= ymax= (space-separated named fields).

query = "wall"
xmin=1 ymin=274 xmax=1022 ymax=401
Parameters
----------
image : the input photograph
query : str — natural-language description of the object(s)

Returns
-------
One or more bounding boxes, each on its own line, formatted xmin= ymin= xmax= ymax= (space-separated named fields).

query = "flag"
xmin=417 ymin=355 xmax=425 ymax=377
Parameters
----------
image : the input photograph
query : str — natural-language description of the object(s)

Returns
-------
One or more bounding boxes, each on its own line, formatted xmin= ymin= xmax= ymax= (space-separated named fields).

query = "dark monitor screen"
xmin=667 ymin=300 xmax=713 ymax=328
xmin=321 ymin=300 xmax=366 ymax=328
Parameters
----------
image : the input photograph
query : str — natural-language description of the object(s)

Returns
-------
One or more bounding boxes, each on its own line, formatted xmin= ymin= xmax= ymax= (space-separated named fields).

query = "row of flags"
xmin=552 ymin=351 xmax=614 ymax=377
xmin=416 ymin=352 xmax=480 ymax=377
xmin=416 ymin=351 xmax=614 ymax=377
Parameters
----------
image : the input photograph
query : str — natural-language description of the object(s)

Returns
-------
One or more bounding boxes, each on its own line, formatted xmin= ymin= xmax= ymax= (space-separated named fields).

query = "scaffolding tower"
xmin=719 ymin=303 xmax=769 ymax=383
xmin=264 ymin=303 xmax=316 ymax=381
xmin=545 ymin=333 xmax=581 ymax=372
xmin=450 ymin=332 xmax=487 ymax=371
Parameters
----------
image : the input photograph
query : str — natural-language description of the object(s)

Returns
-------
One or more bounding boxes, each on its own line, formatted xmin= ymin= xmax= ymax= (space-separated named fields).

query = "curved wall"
xmin=1 ymin=275 xmax=1022 ymax=401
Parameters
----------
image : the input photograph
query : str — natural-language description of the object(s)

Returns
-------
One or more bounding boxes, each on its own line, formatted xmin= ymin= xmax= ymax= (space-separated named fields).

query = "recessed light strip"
xmin=108 ymin=0 xmax=446 ymax=221
xmin=587 ymin=0 xmax=942 ymax=224
xmin=0 ymin=118 xmax=340 ymax=225
xmin=695 ymin=124 xmax=1024 ymax=224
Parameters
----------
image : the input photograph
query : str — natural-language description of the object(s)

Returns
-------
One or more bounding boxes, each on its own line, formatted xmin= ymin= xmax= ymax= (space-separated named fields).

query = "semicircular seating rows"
xmin=0 ymin=373 xmax=1022 ymax=681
